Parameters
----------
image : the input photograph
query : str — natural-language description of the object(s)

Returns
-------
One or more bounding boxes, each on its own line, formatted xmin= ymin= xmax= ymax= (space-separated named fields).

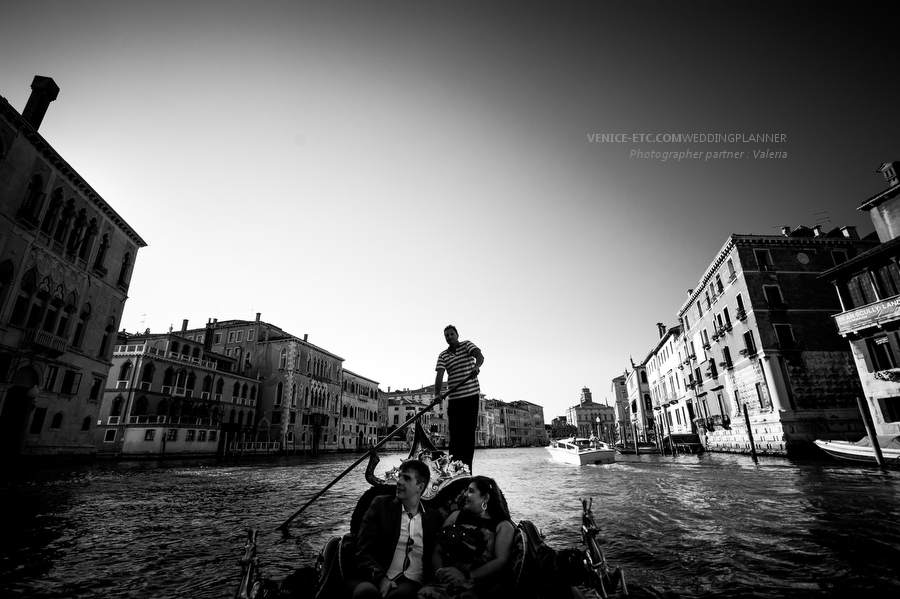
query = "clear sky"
xmin=2 ymin=1 xmax=898 ymax=422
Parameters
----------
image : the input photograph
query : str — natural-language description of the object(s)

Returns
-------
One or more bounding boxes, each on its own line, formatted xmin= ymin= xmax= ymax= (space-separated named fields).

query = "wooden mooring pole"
xmin=856 ymin=395 xmax=886 ymax=469
xmin=743 ymin=403 xmax=758 ymax=463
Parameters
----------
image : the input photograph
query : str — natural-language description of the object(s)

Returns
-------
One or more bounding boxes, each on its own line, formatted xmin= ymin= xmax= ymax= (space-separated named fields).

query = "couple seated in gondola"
xmin=348 ymin=459 xmax=515 ymax=599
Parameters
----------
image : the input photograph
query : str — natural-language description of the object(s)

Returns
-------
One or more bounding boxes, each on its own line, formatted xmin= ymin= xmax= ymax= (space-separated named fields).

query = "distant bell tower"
xmin=580 ymin=387 xmax=592 ymax=405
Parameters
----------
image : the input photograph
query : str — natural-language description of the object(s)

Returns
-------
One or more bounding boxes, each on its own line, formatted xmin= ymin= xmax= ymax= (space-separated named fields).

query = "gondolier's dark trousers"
xmin=448 ymin=394 xmax=478 ymax=472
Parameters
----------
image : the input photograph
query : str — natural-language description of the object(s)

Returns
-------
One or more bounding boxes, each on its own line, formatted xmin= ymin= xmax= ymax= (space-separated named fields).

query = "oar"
xmin=276 ymin=371 xmax=477 ymax=532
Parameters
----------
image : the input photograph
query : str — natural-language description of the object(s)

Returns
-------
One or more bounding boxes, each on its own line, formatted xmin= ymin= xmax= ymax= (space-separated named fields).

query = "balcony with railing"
xmin=22 ymin=327 xmax=67 ymax=357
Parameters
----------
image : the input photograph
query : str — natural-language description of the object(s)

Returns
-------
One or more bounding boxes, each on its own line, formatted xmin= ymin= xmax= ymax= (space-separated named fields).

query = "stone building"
xmin=0 ymin=76 xmax=146 ymax=458
xmin=565 ymin=387 xmax=615 ymax=441
xmin=383 ymin=385 xmax=446 ymax=445
xmin=340 ymin=370 xmax=379 ymax=451
xmin=645 ymin=324 xmax=696 ymax=442
xmin=820 ymin=161 xmax=900 ymax=439
xmin=677 ymin=226 xmax=878 ymax=455
xmin=96 ymin=328 xmax=259 ymax=457
xmin=624 ymin=365 xmax=653 ymax=444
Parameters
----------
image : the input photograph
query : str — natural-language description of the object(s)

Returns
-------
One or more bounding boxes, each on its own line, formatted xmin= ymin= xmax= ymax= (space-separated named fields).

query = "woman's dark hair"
xmin=471 ymin=476 xmax=511 ymax=522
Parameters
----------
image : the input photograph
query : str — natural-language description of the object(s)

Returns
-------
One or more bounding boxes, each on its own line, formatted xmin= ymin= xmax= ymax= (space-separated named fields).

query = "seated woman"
xmin=419 ymin=476 xmax=515 ymax=599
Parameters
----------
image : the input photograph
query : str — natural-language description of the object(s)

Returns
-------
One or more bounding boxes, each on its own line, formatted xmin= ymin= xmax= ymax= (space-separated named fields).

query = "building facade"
xmin=625 ymin=365 xmax=653 ymax=444
xmin=0 ymin=76 xmax=146 ymax=458
xmin=610 ymin=374 xmax=629 ymax=443
xmin=820 ymin=161 xmax=900 ymax=439
xmin=96 ymin=329 xmax=259 ymax=457
xmin=645 ymin=325 xmax=696 ymax=443
xmin=340 ymin=370 xmax=379 ymax=451
xmin=677 ymin=227 xmax=877 ymax=455
xmin=565 ymin=387 xmax=615 ymax=441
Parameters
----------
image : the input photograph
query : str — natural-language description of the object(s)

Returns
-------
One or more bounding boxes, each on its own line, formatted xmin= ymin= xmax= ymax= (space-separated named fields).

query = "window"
xmin=743 ymin=331 xmax=757 ymax=356
xmin=715 ymin=274 xmax=724 ymax=293
xmin=876 ymin=263 xmax=900 ymax=298
xmin=248 ymin=329 xmax=255 ymax=342
xmin=754 ymin=249 xmax=773 ymax=271
xmin=774 ymin=324 xmax=794 ymax=347
xmin=166 ymin=429 xmax=178 ymax=441
xmin=88 ymin=377 xmax=103 ymax=400
xmin=227 ymin=331 xmax=235 ymax=343
xmin=209 ymin=430 xmax=217 ymax=442
xmin=726 ymin=258 xmax=736 ymax=279
xmin=185 ymin=430 xmax=196 ymax=441
xmin=867 ymin=335 xmax=896 ymax=371
xmin=214 ymin=333 xmax=222 ymax=344
xmin=847 ymin=274 xmax=877 ymax=308
xmin=144 ymin=429 xmax=156 ymax=441
xmin=50 ymin=412 xmax=63 ymax=429
xmin=61 ymin=370 xmax=82 ymax=395
xmin=831 ymin=250 xmax=848 ymax=266
xmin=44 ymin=365 xmax=59 ymax=391
xmin=280 ymin=349 xmax=288 ymax=369
xmin=104 ymin=429 xmax=116 ymax=442
xmin=30 ymin=407 xmax=47 ymax=434
xmin=236 ymin=331 xmax=243 ymax=342
xmin=696 ymin=301 xmax=702 ymax=317
xmin=272 ymin=411 xmax=282 ymax=425
xmin=81 ymin=416 xmax=91 ymax=431
xmin=878 ymin=397 xmax=900 ymax=423
xmin=198 ymin=430 xmax=207 ymax=441
xmin=763 ymin=285 xmax=785 ymax=308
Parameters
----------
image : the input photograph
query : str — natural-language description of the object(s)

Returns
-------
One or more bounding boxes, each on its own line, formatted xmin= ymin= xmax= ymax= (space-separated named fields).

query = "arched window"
xmin=94 ymin=233 xmax=109 ymax=271
xmin=230 ymin=409 xmax=236 ymax=423
xmin=202 ymin=375 xmax=212 ymax=394
xmin=216 ymin=378 xmax=224 ymax=395
xmin=186 ymin=372 xmax=196 ymax=391
xmin=276 ymin=382 xmax=283 ymax=405
xmin=118 ymin=361 xmax=133 ymax=382
xmin=78 ymin=218 xmax=99 ymax=261
xmin=238 ymin=411 xmax=245 ymax=425
xmin=250 ymin=386 xmax=256 ymax=400
xmin=163 ymin=368 xmax=175 ymax=387
xmin=117 ymin=252 xmax=132 ymax=287
xmin=157 ymin=399 xmax=169 ymax=416
xmin=71 ymin=303 xmax=91 ymax=348
xmin=279 ymin=349 xmax=287 ymax=369
xmin=0 ymin=259 xmax=15 ymax=315
xmin=291 ymin=384 xmax=296 ymax=406
xmin=18 ymin=174 xmax=44 ymax=225
xmin=232 ymin=382 xmax=240 ymax=397
xmin=141 ymin=362 xmax=155 ymax=386
xmin=241 ymin=384 xmax=248 ymax=399
xmin=170 ymin=341 xmax=180 ymax=355
xmin=111 ymin=396 xmax=124 ymax=416
xmin=134 ymin=396 xmax=148 ymax=416
xmin=98 ymin=317 xmax=115 ymax=358
xmin=50 ymin=412 xmax=64 ymax=429
xmin=40 ymin=188 xmax=62 ymax=234
xmin=81 ymin=416 xmax=92 ymax=431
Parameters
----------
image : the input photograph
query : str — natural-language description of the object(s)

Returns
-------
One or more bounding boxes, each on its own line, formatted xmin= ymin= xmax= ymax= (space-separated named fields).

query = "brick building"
xmin=677 ymin=226 xmax=878 ymax=455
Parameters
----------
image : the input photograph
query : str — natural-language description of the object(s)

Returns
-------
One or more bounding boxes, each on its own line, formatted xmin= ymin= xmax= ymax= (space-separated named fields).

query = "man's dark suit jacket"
xmin=354 ymin=494 xmax=443 ymax=586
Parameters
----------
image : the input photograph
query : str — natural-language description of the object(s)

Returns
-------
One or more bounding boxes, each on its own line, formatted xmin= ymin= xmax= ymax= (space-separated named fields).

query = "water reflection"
xmin=2 ymin=449 xmax=899 ymax=599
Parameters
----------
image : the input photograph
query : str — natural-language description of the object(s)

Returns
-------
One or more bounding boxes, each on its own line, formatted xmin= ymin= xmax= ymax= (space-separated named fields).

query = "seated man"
xmin=349 ymin=459 xmax=443 ymax=599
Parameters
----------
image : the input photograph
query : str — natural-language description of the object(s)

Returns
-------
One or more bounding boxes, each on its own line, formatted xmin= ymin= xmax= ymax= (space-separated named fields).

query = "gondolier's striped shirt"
xmin=435 ymin=340 xmax=481 ymax=400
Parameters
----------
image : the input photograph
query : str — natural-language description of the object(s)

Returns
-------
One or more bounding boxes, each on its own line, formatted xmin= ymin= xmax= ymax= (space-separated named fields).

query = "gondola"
xmin=236 ymin=376 xmax=628 ymax=599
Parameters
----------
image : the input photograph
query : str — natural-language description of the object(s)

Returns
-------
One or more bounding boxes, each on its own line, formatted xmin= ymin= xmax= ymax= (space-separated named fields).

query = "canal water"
xmin=2 ymin=448 xmax=899 ymax=598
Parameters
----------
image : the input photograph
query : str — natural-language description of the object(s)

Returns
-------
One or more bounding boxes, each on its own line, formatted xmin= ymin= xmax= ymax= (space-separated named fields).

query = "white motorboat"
xmin=814 ymin=435 xmax=900 ymax=467
xmin=546 ymin=437 xmax=616 ymax=465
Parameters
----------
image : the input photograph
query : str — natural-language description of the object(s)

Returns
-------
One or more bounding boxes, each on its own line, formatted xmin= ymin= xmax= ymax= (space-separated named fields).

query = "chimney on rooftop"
xmin=181 ymin=319 xmax=188 ymax=333
xmin=255 ymin=312 xmax=261 ymax=322
xmin=657 ymin=322 xmax=666 ymax=338
xmin=840 ymin=226 xmax=859 ymax=240
xmin=878 ymin=162 xmax=900 ymax=187
xmin=812 ymin=225 xmax=823 ymax=237
xmin=781 ymin=226 xmax=791 ymax=237
xmin=21 ymin=76 xmax=60 ymax=131
xmin=303 ymin=333 xmax=308 ymax=342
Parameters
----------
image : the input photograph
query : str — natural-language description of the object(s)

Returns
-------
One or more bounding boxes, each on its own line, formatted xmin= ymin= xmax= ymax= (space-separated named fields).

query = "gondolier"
xmin=435 ymin=325 xmax=484 ymax=472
